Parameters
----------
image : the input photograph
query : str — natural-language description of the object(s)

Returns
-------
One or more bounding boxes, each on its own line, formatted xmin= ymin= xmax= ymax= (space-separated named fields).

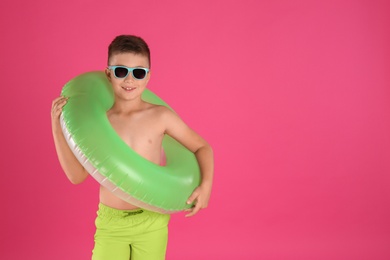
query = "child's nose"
xmin=124 ymin=75 xmax=135 ymax=83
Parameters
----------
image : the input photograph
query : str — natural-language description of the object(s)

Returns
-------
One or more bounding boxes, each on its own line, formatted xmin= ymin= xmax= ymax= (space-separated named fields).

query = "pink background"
xmin=1 ymin=0 xmax=389 ymax=259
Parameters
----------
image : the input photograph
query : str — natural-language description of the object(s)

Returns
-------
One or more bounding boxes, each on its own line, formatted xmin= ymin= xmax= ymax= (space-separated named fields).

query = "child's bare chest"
xmin=108 ymin=113 xmax=164 ymax=159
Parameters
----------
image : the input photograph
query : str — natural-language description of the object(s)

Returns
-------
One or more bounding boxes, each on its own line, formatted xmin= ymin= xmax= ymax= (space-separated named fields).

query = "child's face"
xmin=106 ymin=52 xmax=150 ymax=101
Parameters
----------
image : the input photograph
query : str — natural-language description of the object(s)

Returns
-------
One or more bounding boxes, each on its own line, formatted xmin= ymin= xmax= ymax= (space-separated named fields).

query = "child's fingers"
xmin=51 ymin=96 xmax=68 ymax=118
xmin=185 ymin=202 xmax=202 ymax=217
xmin=51 ymin=96 xmax=67 ymax=108
xmin=186 ymin=190 xmax=199 ymax=205
xmin=51 ymin=96 xmax=63 ymax=106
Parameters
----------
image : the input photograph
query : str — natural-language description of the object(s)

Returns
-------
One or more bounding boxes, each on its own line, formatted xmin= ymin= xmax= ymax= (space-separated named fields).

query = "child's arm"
xmin=51 ymin=96 xmax=89 ymax=184
xmin=162 ymin=108 xmax=214 ymax=217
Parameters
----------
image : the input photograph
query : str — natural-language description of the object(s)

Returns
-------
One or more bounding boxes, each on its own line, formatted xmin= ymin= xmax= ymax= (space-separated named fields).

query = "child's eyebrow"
xmin=116 ymin=64 xmax=148 ymax=68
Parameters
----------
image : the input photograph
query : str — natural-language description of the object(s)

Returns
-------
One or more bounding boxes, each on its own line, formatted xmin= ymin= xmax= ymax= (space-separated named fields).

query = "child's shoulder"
xmin=143 ymin=102 xmax=173 ymax=117
xmin=143 ymin=102 xmax=183 ymax=127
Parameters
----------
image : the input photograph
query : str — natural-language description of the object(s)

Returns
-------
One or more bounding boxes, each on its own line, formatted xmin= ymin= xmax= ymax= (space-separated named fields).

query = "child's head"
xmin=108 ymin=35 xmax=151 ymax=68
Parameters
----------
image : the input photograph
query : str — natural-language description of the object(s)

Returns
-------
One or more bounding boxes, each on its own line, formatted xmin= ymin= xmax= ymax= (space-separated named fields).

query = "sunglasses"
xmin=108 ymin=66 xmax=150 ymax=80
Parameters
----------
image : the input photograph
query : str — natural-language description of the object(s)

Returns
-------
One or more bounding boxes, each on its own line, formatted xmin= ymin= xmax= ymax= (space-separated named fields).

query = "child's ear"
xmin=146 ymin=70 xmax=151 ymax=83
xmin=105 ymin=68 xmax=112 ymax=82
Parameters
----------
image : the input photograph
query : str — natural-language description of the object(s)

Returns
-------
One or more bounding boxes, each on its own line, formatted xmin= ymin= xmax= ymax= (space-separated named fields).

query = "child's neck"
xmin=111 ymin=98 xmax=144 ymax=114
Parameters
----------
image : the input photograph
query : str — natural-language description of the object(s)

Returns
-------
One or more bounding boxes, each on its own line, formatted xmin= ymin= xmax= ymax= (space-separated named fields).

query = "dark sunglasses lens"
xmin=133 ymin=69 xmax=147 ymax=79
xmin=114 ymin=67 xmax=129 ymax=78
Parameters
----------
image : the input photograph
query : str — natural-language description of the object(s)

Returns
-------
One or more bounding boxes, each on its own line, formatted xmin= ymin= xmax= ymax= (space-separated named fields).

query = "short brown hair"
xmin=108 ymin=35 xmax=151 ymax=67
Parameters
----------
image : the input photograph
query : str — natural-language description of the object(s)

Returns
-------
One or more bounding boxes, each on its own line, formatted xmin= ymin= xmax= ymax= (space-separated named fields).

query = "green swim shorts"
xmin=92 ymin=203 xmax=170 ymax=260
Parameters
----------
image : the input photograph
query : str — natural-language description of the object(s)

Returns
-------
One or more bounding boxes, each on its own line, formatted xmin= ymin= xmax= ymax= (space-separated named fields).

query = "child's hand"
xmin=185 ymin=184 xmax=212 ymax=217
xmin=51 ymin=96 xmax=68 ymax=121
xmin=51 ymin=96 xmax=68 ymax=134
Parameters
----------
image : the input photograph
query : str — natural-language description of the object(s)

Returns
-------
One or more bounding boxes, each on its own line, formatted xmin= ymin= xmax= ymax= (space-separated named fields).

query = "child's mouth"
xmin=122 ymin=86 xmax=135 ymax=91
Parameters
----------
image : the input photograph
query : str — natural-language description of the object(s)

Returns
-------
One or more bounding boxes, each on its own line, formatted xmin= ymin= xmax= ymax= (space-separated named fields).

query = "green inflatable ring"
xmin=60 ymin=71 xmax=200 ymax=213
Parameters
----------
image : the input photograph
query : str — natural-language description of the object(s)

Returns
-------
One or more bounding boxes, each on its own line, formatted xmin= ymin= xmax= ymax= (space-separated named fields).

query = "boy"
xmin=51 ymin=35 xmax=214 ymax=260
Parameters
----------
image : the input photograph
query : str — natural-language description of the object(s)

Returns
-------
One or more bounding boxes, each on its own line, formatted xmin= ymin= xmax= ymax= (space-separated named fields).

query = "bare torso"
xmin=100 ymin=102 xmax=166 ymax=210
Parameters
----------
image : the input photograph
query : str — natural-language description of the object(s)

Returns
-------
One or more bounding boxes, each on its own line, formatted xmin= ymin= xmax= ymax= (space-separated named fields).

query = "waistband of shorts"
xmin=97 ymin=203 xmax=148 ymax=217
